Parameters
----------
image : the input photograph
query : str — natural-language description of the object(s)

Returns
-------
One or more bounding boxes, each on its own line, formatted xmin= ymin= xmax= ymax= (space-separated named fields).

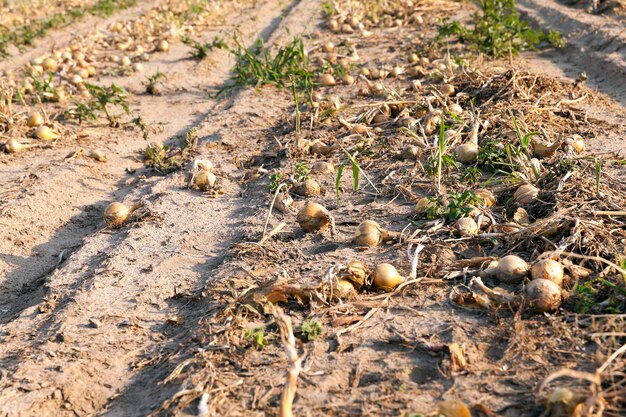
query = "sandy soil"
xmin=1 ymin=0 xmax=625 ymax=416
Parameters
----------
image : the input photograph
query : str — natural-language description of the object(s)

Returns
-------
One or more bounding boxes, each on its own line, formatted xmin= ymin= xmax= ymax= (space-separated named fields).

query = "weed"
xmin=510 ymin=112 xmax=540 ymax=179
xmin=461 ymin=166 xmax=482 ymax=183
xmin=571 ymin=277 xmax=626 ymax=314
xmin=437 ymin=0 xmax=564 ymax=57
xmin=335 ymin=145 xmax=379 ymax=197
xmin=269 ymin=172 xmax=285 ymax=193
xmin=594 ymin=158 xmax=603 ymax=196
xmin=244 ymin=327 xmax=269 ymax=350
xmin=425 ymin=123 xmax=458 ymax=192
xmin=27 ymin=71 xmax=58 ymax=102
xmin=320 ymin=1 xmax=336 ymax=18
xmin=66 ymin=83 xmax=129 ymax=126
xmin=181 ymin=35 xmax=227 ymax=59
xmin=300 ymin=320 xmax=323 ymax=342
xmin=293 ymin=162 xmax=310 ymax=182
xmin=132 ymin=116 xmax=152 ymax=141
xmin=227 ymin=34 xmax=313 ymax=92
xmin=144 ymin=128 xmax=198 ymax=174
xmin=426 ymin=190 xmax=483 ymax=220
xmin=477 ymin=138 xmax=507 ymax=171
xmin=144 ymin=70 xmax=166 ymax=95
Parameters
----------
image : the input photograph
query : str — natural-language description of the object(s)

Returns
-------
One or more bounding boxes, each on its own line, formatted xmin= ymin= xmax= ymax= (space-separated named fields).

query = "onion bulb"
xmin=88 ymin=149 xmax=107 ymax=162
xmin=372 ymin=263 xmax=404 ymax=291
xmin=448 ymin=103 xmax=463 ymax=115
xmin=27 ymin=112 xmax=44 ymax=127
xmin=414 ymin=197 xmax=433 ymax=215
xmin=274 ymin=192 xmax=294 ymax=214
xmin=340 ymin=260 xmax=369 ymax=289
xmin=319 ymin=74 xmax=336 ymax=86
xmin=42 ymin=58 xmax=58 ymax=72
xmin=311 ymin=161 xmax=334 ymax=174
xmin=343 ymin=74 xmax=355 ymax=85
xmin=514 ymin=184 xmax=539 ymax=205
xmin=310 ymin=141 xmax=334 ymax=156
xmin=322 ymin=41 xmax=335 ymax=53
xmin=454 ymin=142 xmax=478 ymax=163
xmin=104 ymin=202 xmax=131 ymax=228
xmin=328 ymin=19 xmax=339 ymax=32
xmin=440 ymin=84 xmax=455 ymax=97
xmin=526 ymin=279 xmax=561 ymax=313
xmin=570 ymin=135 xmax=585 ymax=153
xmin=193 ymin=159 xmax=214 ymax=172
xmin=455 ymin=217 xmax=478 ymax=237
xmin=475 ymin=189 xmax=495 ymax=207
xmin=157 ymin=39 xmax=169 ymax=52
xmin=334 ymin=279 xmax=356 ymax=299
xmin=4 ymin=138 xmax=37 ymax=153
xmin=531 ymin=259 xmax=564 ymax=286
xmin=354 ymin=220 xmax=399 ymax=247
xmin=35 ymin=125 xmax=59 ymax=141
xmin=400 ymin=145 xmax=421 ymax=160
xmin=484 ymin=255 xmax=529 ymax=284
xmin=194 ymin=171 xmax=217 ymax=191
xmin=296 ymin=202 xmax=331 ymax=233
xmin=293 ymin=179 xmax=321 ymax=197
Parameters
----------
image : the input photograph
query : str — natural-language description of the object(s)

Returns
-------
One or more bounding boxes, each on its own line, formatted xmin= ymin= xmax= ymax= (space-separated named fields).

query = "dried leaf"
xmin=449 ymin=343 xmax=467 ymax=371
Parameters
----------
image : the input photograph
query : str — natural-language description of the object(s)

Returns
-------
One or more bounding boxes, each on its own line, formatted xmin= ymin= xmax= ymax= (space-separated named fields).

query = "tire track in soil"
xmin=0 ymin=0 xmax=311 ymax=415
xmin=517 ymin=0 xmax=626 ymax=108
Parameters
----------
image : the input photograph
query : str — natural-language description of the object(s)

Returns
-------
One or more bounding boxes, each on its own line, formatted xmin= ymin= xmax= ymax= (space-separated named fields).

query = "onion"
xmin=351 ymin=123 xmax=368 ymax=135
xmin=514 ymin=184 xmax=539 ymax=205
xmin=70 ymin=74 xmax=83 ymax=85
xmin=334 ymin=279 xmax=356 ymax=299
xmin=27 ymin=112 xmax=44 ymax=127
xmin=156 ymin=39 xmax=169 ymax=52
xmin=311 ymin=161 xmax=334 ymax=174
xmin=194 ymin=171 xmax=217 ymax=191
xmin=372 ymin=263 xmax=404 ymax=291
xmin=340 ymin=260 xmax=369 ymax=289
xmin=104 ymin=202 xmax=131 ymax=228
xmin=401 ymin=145 xmax=421 ymax=160
xmin=484 ymin=255 xmax=529 ymax=284
xmin=88 ymin=149 xmax=107 ymax=162
xmin=531 ymin=259 xmax=564 ymax=286
xmin=343 ymin=74 xmax=355 ymax=85
xmin=42 ymin=58 xmax=57 ymax=72
xmin=354 ymin=220 xmax=399 ymax=247
xmin=319 ymin=74 xmax=336 ymax=86
xmin=274 ymin=192 xmax=294 ymax=214
xmin=570 ymin=135 xmax=585 ymax=153
xmin=448 ymin=103 xmax=463 ymax=115
xmin=455 ymin=217 xmax=478 ymax=236
xmin=310 ymin=141 xmax=334 ymax=156
xmin=328 ymin=19 xmax=339 ymax=32
xmin=4 ymin=138 xmax=37 ymax=153
xmin=296 ymin=202 xmax=331 ymax=233
xmin=193 ymin=159 xmax=214 ymax=172
xmin=121 ymin=56 xmax=131 ymax=67
xmin=475 ymin=189 xmax=495 ymax=207
xmin=526 ymin=279 xmax=561 ymax=313
xmin=440 ymin=84 xmax=455 ymax=97
xmin=454 ymin=142 xmax=478 ymax=163
xmin=293 ymin=179 xmax=321 ymax=197
xmin=414 ymin=197 xmax=433 ymax=215
xmin=322 ymin=41 xmax=335 ymax=53
xmin=408 ymin=53 xmax=419 ymax=63
xmin=35 ymin=125 xmax=59 ymax=141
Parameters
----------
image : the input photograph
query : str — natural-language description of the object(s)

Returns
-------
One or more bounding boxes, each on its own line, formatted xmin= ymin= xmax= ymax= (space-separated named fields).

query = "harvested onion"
xmin=194 ymin=171 xmax=217 ymax=191
xmin=334 ymin=279 xmax=356 ymax=299
xmin=372 ymin=263 xmax=404 ymax=291
xmin=319 ymin=74 xmax=336 ymax=86
xmin=293 ymin=179 xmax=321 ymax=197
xmin=311 ymin=161 xmax=334 ymax=174
xmin=475 ymin=189 xmax=495 ymax=207
xmin=454 ymin=142 xmax=478 ymax=163
xmin=296 ymin=202 xmax=331 ymax=233
xmin=27 ymin=112 xmax=44 ymax=127
xmin=354 ymin=220 xmax=399 ymax=247
xmin=104 ymin=202 xmax=131 ymax=228
xmin=531 ymin=259 xmax=564 ymax=286
xmin=484 ymin=255 xmax=529 ymax=284
xmin=455 ymin=217 xmax=478 ymax=237
xmin=514 ymin=184 xmax=539 ymax=205
xmin=4 ymin=138 xmax=37 ymax=153
xmin=526 ymin=279 xmax=561 ymax=313
xmin=35 ymin=125 xmax=59 ymax=141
